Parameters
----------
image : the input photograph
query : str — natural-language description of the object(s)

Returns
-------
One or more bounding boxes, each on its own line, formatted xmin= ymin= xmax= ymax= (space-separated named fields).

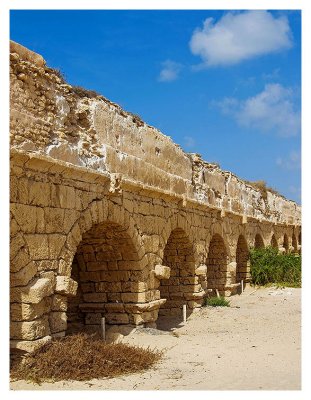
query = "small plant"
xmin=71 ymin=85 xmax=102 ymax=98
xmin=45 ymin=67 xmax=66 ymax=83
xmin=204 ymin=296 xmax=230 ymax=307
xmin=249 ymin=247 xmax=301 ymax=287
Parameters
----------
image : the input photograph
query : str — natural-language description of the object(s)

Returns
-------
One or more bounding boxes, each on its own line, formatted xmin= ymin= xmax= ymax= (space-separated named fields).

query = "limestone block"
xmin=55 ymin=276 xmax=78 ymax=296
xmin=83 ymin=292 xmax=108 ymax=303
xmin=80 ymin=282 xmax=94 ymax=293
xmin=195 ymin=264 xmax=207 ymax=276
xmin=85 ymin=313 xmax=102 ymax=325
xmin=10 ymin=261 xmax=37 ymax=287
xmin=121 ymin=292 xmax=147 ymax=303
xmin=124 ymin=298 xmax=166 ymax=313
xmin=51 ymin=331 xmax=66 ymax=339
xmin=122 ymin=281 xmax=148 ymax=293
xmin=10 ymin=278 xmax=54 ymax=304
xmin=10 ymin=204 xmax=37 ymax=233
xmin=51 ymin=294 xmax=67 ymax=311
xmin=10 ymin=335 xmax=52 ymax=354
xmin=154 ymin=264 xmax=170 ymax=280
xmin=187 ymin=300 xmax=204 ymax=309
xmin=10 ymin=40 xmax=46 ymax=67
xmin=11 ymin=316 xmax=50 ymax=340
xmin=10 ymin=297 xmax=52 ymax=321
xmin=29 ymin=181 xmax=51 ymax=207
xmin=44 ymin=208 xmax=65 ymax=233
xmin=105 ymin=303 xmax=125 ymax=313
xmin=95 ymin=282 xmax=122 ymax=292
xmin=228 ymin=262 xmax=237 ymax=273
xmin=49 ymin=312 xmax=67 ymax=333
xmin=36 ymin=260 xmax=58 ymax=272
xmin=58 ymin=185 xmax=76 ymax=209
xmin=10 ymin=233 xmax=26 ymax=261
xmin=117 ymin=261 xmax=141 ymax=271
xmin=10 ymin=247 xmax=30 ymax=274
xmin=48 ymin=234 xmax=66 ymax=258
xmin=24 ymin=234 xmax=49 ymax=260
xmin=105 ymin=313 xmax=129 ymax=324
xmin=184 ymin=290 xmax=205 ymax=300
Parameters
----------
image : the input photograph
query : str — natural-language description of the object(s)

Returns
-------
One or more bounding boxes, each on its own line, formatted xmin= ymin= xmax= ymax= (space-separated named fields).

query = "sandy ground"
xmin=10 ymin=286 xmax=301 ymax=390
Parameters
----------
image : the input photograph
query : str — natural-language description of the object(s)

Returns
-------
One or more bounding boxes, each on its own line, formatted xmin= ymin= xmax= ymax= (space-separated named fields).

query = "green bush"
xmin=249 ymin=247 xmax=301 ymax=287
xmin=204 ymin=296 xmax=230 ymax=307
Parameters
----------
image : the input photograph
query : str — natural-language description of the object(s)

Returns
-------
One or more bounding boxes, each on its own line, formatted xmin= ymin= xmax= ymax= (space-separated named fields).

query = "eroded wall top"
xmin=10 ymin=41 xmax=301 ymax=225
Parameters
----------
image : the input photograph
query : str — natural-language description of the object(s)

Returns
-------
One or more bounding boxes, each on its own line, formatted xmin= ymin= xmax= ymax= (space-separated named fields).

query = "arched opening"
xmin=207 ymin=234 xmax=228 ymax=295
xmin=236 ymin=235 xmax=249 ymax=284
xmin=283 ymin=234 xmax=289 ymax=253
xmin=292 ymin=233 xmax=298 ymax=253
xmin=159 ymin=228 xmax=196 ymax=318
xmin=254 ymin=234 xmax=264 ymax=249
xmin=67 ymin=221 xmax=141 ymax=334
xmin=271 ymin=234 xmax=278 ymax=249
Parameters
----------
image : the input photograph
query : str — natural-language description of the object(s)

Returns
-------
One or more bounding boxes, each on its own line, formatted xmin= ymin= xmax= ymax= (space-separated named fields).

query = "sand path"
xmin=11 ymin=286 xmax=301 ymax=390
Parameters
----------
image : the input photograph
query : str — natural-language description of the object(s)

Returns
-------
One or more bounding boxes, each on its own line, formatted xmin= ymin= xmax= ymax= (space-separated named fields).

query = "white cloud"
xmin=158 ymin=60 xmax=182 ymax=82
xmin=190 ymin=11 xmax=292 ymax=67
xmin=214 ymin=83 xmax=300 ymax=137
xmin=276 ymin=150 xmax=301 ymax=170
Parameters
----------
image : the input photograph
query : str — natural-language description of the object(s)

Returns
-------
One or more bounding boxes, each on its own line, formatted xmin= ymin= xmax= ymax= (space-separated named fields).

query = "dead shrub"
xmin=10 ymin=333 xmax=162 ymax=384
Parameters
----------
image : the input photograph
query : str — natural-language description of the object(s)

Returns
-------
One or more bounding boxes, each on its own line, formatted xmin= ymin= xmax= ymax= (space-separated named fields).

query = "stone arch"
xmin=236 ymin=235 xmax=249 ymax=283
xmin=292 ymin=233 xmax=298 ymax=253
xmin=254 ymin=233 xmax=265 ymax=249
xmin=66 ymin=220 xmax=144 ymax=334
xmin=158 ymin=228 xmax=196 ymax=318
xmin=58 ymin=199 xmax=145 ymax=278
xmin=159 ymin=213 xmax=196 ymax=261
xmin=207 ymin=233 xmax=229 ymax=295
xmin=271 ymin=234 xmax=278 ymax=249
xmin=283 ymin=233 xmax=289 ymax=253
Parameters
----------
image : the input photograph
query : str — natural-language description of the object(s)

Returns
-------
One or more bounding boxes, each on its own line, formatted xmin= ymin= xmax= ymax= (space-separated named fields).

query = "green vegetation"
xmin=249 ymin=247 xmax=301 ymax=287
xmin=204 ymin=296 xmax=230 ymax=307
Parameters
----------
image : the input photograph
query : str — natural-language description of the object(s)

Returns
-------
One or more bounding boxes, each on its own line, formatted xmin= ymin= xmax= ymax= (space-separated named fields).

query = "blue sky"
xmin=10 ymin=10 xmax=301 ymax=203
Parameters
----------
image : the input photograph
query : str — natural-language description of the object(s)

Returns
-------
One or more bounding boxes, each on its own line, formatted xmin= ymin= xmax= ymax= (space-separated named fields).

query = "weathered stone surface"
xmin=10 ymin=278 xmax=54 ymax=304
xmin=11 ymin=316 xmax=50 ymax=340
xmin=11 ymin=297 xmax=52 ymax=321
xmin=51 ymin=294 xmax=67 ymax=311
xmin=10 ymin=261 xmax=37 ymax=287
xmin=10 ymin=335 xmax=52 ymax=353
xmin=49 ymin=312 xmax=67 ymax=333
xmin=195 ymin=264 xmax=207 ymax=276
xmin=24 ymin=234 xmax=49 ymax=260
xmin=55 ymin=276 xmax=78 ymax=296
xmin=154 ymin=264 xmax=171 ymax=280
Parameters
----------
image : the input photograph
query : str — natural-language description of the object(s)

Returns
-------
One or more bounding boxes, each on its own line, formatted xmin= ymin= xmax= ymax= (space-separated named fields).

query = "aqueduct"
xmin=10 ymin=41 xmax=301 ymax=353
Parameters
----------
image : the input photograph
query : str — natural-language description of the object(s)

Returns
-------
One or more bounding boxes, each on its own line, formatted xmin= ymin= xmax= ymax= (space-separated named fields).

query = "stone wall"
xmin=10 ymin=41 xmax=301 ymax=353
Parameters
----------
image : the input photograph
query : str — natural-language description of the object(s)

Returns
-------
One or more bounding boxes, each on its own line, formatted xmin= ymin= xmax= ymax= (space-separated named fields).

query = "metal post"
xmin=216 ymin=289 xmax=220 ymax=298
xmin=241 ymin=280 xmax=244 ymax=293
xmin=183 ymin=304 xmax=187 ymax=323
xmin=101 ymin=317 xmax=106 ymax=340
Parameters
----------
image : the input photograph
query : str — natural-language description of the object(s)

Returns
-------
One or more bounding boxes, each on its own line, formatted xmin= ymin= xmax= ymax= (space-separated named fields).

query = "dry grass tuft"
xmin=10 ymin=333 xmax=162 ymax=384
